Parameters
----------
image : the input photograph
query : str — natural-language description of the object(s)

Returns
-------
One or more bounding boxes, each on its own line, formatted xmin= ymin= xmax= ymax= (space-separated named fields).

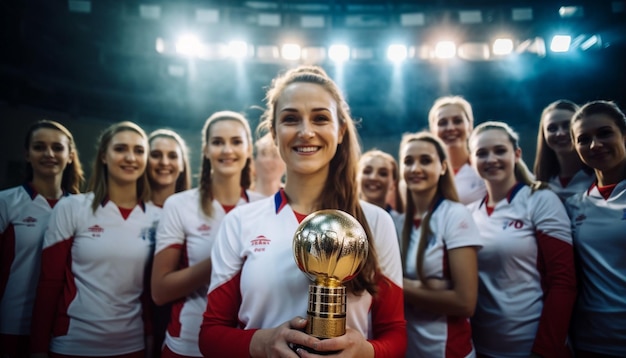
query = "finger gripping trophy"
xmin=292 ymin=209 xmax=369 ymax=340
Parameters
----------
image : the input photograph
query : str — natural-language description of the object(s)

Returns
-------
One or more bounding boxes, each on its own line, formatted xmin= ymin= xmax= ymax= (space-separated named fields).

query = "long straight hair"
xmin=399 ymin=132 xmax=458 ymax=285
xmin=198 ymin=111 xmax=253 ymax=217
xmin=88 ymin=121 xmax=151 ymax=213
xmin=24 ymin=119 xmax=85 ymax=194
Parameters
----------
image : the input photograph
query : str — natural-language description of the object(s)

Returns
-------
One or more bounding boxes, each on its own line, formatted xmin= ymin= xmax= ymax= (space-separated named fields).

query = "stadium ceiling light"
xmin=434 ymin=41 xmax=456 ymax=59
xmin=386 ymin=44 xmax=408 ymax=62
xmin=281 ymin=44 xmax=302 ymax=61
xmin=328 ymin=45 xmax=350 ymax=63
xmin=550 ymin=35 xmax=572 ymax=52
xmin=228 ymin=41 xmax=249 ymax=58
xmin=493 ymin=38 xmax=514 ymax=55
xmin=175 ymin=34 xmax=203 ymax=57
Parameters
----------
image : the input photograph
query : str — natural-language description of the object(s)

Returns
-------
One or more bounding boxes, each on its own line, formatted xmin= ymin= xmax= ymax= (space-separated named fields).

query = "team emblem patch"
xmin=251 ymin=235 xmax=271 ymax=252
xmin=88 ymin=224 xmax=104 ymax=237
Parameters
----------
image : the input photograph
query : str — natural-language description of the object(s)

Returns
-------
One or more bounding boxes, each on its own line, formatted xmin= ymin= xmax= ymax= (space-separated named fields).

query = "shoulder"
xmin=360 ymin=200 xmax=394 ymax=224
xmin=164 ymin=188 xmax=199 ymax=205
xmin=0 ymin=185 xmax=26 ymax=204
xmin=246 ymin=190 xmax=267 ymax=203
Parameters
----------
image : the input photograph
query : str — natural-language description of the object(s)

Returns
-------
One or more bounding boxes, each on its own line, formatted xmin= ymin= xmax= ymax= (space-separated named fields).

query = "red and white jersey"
xmin=200 ymin=190 xmax=406 ymax=357
xmin=0 ymin=184 xmax=66 ymax=335
xmin=455 ymin=163 xmax=487 ymax=205
xmin=565 ymin=180 xmax=626 ymax=356
xmin=468 ymin=183 xmax=576 ymax=358
xmin=30 ymin=193 xmax=160 ymax=356
xmin=155 ymin=188 xmax=263 ymax=357
xmin=397 ymin=198 xmax=481 ymax=358
xmin=547 ymin=169 xmax=595 ymax=202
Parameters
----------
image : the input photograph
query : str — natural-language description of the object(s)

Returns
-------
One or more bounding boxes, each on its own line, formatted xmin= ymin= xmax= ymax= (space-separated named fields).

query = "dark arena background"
xmin=1 ymin=0 xmax=625 ymax=188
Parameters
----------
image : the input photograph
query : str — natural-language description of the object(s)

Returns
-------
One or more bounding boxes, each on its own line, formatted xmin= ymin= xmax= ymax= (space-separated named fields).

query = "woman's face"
xmin=254 ymin=140 xmax=286 ymax=182
xmin=358 ymin=155 xmax=394 ymax=205
xmin=26 ymin=128 xmax=73 ymax=180
xmin=148 ymin=137 xmax=184 ymax=189
xmin=401 ymin=140 xmax=445 ymax=199
xmin=543 ymin=109 xmax=576 ymax=155
xmin=470 ymin=129 xmax=520 ymax=187
xmin=204 ymin=119 xmax=250 ymax=178
xmin=274 ymin=82 xmax=345 ymax=178
xmin=431 ymin=104 xmax=472 ymax=150
xmin=102 ymin=130 xmax=147 ymax=185
xmin=571 ymin=114 xmax=626 ymax=173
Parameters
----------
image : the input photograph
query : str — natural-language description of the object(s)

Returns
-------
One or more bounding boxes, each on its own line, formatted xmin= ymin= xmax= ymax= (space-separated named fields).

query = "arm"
xmin=151 ymin=247 xmax=212 ymax=305
xmin=530 ymin=192 xmax=577 ymax=357
xmin=403 ymin=246 xmax=479 ymax=317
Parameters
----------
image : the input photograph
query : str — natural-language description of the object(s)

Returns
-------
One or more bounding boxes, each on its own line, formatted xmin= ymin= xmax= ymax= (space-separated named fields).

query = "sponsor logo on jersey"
xmin=22 ymin=216 xmax=38 ymax=227
xmin=251 ymin=235 xmax=271 ymax=252
xmin=198 ymin=223 xmax=211 ymax=235
xmin=503 ymin=219 xmax=524 ymax=230
xmin=88 ymin=224 xmax=104 ymax=237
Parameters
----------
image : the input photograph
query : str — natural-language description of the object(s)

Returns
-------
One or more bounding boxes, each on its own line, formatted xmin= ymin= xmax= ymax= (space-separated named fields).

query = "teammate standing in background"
xmin=468 ymin=121 xmax=576 ymax=358
xmin=30 ymin=121 xmax=159 ymax=357
xmin=357 ymin=149 xmax=404 ymax=222
xmin=151 ymin=111 xmax=263 ymax=358
xmin=397 ymin=132 xmax=480 ymax=358
xmin=566 ymin=100 xmax=626 ymax=357
xmin=0 ymin=120 xmax=83 ymax=358
xmin=428 ymin=96 xmax=486 ymax=205
xmin=533 ymin=99 xmax=594 ymax=201
xmin=251 ymin=132 xmax=285 ymax=196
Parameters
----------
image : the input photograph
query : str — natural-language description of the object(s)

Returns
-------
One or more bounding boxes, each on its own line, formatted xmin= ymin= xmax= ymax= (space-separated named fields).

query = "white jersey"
xmin=0 ymin=185 xmax=66 ymax=335
xmin=397 ymin=198 xmax=481 ymax=358
xmin=468 ymin=183 xmax=576 ymax=358
xmin=565 ymin=180 xmax=626 ymax=356
xmin=201 ymin=190 xmax=406 ymax=357
xmin=454 ymin=163 xmax=487 ymax=205
xmin=547 ymin=169 xmax=595 ymax=202
xmin=30 ymin=193 xmax=160 ymax=356
xmin=155 ymin=188 xmax=263 ymax=357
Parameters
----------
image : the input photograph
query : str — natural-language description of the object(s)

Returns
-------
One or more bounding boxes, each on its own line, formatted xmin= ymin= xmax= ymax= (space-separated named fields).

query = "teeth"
xmin=297 ymin=146 xmax=318 ymax=153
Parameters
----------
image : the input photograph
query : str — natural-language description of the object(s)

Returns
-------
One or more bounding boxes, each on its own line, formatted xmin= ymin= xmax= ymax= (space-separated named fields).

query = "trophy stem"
xmin=306 ymin=284 xmax=347 ymax=339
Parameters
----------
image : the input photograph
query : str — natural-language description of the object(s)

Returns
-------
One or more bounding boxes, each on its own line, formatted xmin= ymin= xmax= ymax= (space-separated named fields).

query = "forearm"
xmin=404 ymin=281 xmax=475 ymax=317
xmin=152 ymin=258 xmax=212 ymax=305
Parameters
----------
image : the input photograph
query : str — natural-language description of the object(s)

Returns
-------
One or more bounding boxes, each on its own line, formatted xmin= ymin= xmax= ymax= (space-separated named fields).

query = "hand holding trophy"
xmin=292 ymin=209 xmax=369 ymax=353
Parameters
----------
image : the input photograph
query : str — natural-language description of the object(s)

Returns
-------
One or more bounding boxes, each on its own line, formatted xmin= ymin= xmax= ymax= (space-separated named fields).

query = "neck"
xmin=485 ymin=178 xmax=517 ymax=206
xmin=447 ymin=146 xmax=469 ymax=170
xmin=31 ymin=175 xmax=63 ymax=199
xmin=595 ymin=160 xmax=626 ymax=187
xmin=254 ymin=178 xmax=283 ymax=196
xmin=108 ymin=180 xmax=138 ymax=209
xmin=212 ymin=174 xmax=242 ymax=206
xmin=410 ymin=188 xmax=437 ymax=218
xmin=151 ymin=184 xmax=176 ymax=207
xmin=283 ymin=170 xmax=327 ymax=214
xmin=556 ymin=151 xmax=584 ymax=178
xmin=368 ymin=196 xmax=387 ymax=210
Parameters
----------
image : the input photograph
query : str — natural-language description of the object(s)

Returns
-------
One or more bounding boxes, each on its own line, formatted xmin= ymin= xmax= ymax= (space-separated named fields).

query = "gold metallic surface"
xmin=293 ymin=209 xmax=369 ymax=338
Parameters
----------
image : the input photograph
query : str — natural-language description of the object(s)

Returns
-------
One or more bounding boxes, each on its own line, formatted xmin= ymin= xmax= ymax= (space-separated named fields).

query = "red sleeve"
xmin=532 ymin=232 xmax=577 ymax=358
xmin=29 ymin=238 xmax=74 ymax=354
xmin=0 ymin=226 xmax=15 ymax=300
xmin=369 ymin=275 xmax=407 ymax=357
xmin=199 ymin=271 xmax=257 ymax=358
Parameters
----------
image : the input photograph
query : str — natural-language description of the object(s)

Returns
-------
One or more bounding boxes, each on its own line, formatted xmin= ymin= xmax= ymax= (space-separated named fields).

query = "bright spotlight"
xmin=434 ymin=41 xmax=456 ymax=59
xmin=550 ymin=35 xmax=572 ymax=52
xmin=328 ymin=45 xmax=350 ymax=63
xmin=281 ymin=43 xmax=301 ymax=61
xmin=386 ymin=44 xmax=408 ymax=62
xmin=175 ymin=34 xmax=202 ymax=57
xmin=492 ymin=38 xmax=514 ymax=55
xmin=228 ymin=41 xmax=249 ymax=58
xmin=155 ymin=38 xmax=165 ymax=53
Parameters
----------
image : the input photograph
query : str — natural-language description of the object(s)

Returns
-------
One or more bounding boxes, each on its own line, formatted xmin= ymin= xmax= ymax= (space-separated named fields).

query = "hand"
xmin=250 ymin=317 xmax=320 ymax=358
xmin=403 ymin=277 xmax=450 ymax=291
xmin=295 ymin=327 xmax=374 ymax=358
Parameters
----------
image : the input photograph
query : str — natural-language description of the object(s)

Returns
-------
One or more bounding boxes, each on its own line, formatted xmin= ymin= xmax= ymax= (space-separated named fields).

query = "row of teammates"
xmin=1 ymin=64 xmax=625 ymax=358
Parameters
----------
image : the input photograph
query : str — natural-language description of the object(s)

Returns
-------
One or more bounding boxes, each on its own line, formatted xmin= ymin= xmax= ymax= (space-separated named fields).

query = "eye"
xmin=597 ymin=128 xmax=615 ymax=139
xmin=135 ymin=147 xmax=145 ymax=155
xmin=150 ymin=151 xmax=161 ymax=159
xmin=452 ymin=117 xmax=464 ymax=125
xmin=167 ymin=152 xmax=179 ymax=160
xmin=314 ymin=114 xmax=330 ymax=123
xmin=52 ymin=144 xmax=66 ymax=152
xmin=494 ymin=148 xmax=508 ymax=155
xmin=211 ymin=139 xmax=224 ymax=146
xmin=576 ymin=135 xmax=591 ymax=146
xmin=403 ymin=157 xmax=414 ymax=166
xmin=378 ymin=169 xmax=389 ymax=177
xmin=437 ymin=119 xmax=447 ymax=127
xmin=362 ymin=167 xmax=373 ymax=175
xmin=546 ymin=124 xmax=558 ymax=133
xmin=280 ymin=114 xmax=299 ymax=124
xmin=475 ymin=149 xmax=487 ymax=158
xmin=419 ymin=157 xmax=433 ymax=165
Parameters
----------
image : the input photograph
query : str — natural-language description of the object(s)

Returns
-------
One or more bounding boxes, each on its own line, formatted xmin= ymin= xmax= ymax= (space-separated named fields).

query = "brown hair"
xmin=258 ymin=65 xmax=380 ymax=296
xmin=358 ymin=149 xmax=404 ymax=214
xmin=199 ymin=111 xmax=253 ymax=217
xmin=148 ymin=129 xmax=192 ymax=193
xmin=88 ymin=121 xmax=151 ymax=212
xmin=399 ymin=132 xmax=458 ymax=285
xmin=24 ymin=119 xmax=84 ymax=194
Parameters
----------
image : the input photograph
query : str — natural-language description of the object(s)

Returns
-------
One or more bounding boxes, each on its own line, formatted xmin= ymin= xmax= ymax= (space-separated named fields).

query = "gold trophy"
xmin=292 ymin=209 xmax=369 ymax=343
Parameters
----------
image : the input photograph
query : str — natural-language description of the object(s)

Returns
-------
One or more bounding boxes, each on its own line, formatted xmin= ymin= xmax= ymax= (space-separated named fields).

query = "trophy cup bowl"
xmin=293 ymin=209 xmax=369 ymax=339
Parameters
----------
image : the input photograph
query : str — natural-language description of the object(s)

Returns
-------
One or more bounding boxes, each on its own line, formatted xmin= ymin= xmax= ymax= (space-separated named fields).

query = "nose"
xmin=222 ymin=143 xmax=234 ymax=153
xmin=43 ymin=147 xmax=54 ymax=157
xmin=589 ymin=136 xmax=603 ymax=149
xmin=298 ymin=121 xmax=315 ymax=139
xmin=159 ymin=155 xmax=170 ymax=165
xmin=125 ymin=151 xmax=136 ymax=161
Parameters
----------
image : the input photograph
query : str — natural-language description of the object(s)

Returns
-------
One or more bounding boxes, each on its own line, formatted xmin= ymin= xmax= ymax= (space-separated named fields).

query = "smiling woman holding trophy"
xmin=199 ymin=65 xmax=406 ymax=358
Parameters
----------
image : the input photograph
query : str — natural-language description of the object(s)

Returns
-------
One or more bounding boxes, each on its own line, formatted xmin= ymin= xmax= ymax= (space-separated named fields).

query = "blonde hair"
xmin=358 ymin=149 xmax=404 ymax=214
xmin=428 ymin=96 xmax=475 ymax=129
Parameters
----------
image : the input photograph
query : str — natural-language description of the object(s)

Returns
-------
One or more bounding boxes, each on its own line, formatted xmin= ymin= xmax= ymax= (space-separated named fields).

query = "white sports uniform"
xmin=155 ymin=188 xmax=263 ymax=357
xmin=455 ymin=163 xmax=487 ymax=205
xmin=468 ymin=183 xmax=576 ymax=358
xmin=396 ymin=198 xmax=481 ymax=358
xmin=0 ymin=184 xmax=66 ymax=336
xmin=200 ymin=190 xmax=406 ymax=357
xmin=30 ymin=193 xmax=160 ymax=356
xmin=565 ymin=181 xmax=626 ymax=356
xmin=547 ymin=169 xmax=595 ymax=202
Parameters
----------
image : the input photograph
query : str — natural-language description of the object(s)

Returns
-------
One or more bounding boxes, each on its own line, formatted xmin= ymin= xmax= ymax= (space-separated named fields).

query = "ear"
xmin=203 ymin=144 xmax=210 ymax=159
xmin=441 ymin=160 xmax=448 ymax=176
xmin=514 ymin=147 xmax=522 ymax=161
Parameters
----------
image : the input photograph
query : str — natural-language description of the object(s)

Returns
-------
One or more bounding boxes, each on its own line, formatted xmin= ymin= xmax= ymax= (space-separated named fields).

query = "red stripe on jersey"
xmin=0 ymin=224 xmax=16 ymax=300
xmin=369 ymin=275 xmax=407 ymax=357
xmin=445 ymin=316 xmax=472 ymax=358
xmin=533 ymin=230 xmax=577 ymax=357
xmin=200 ymin=271 xmax=257 ymax=358
xmin=30 ymin=237 xmax=75 ymax=353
